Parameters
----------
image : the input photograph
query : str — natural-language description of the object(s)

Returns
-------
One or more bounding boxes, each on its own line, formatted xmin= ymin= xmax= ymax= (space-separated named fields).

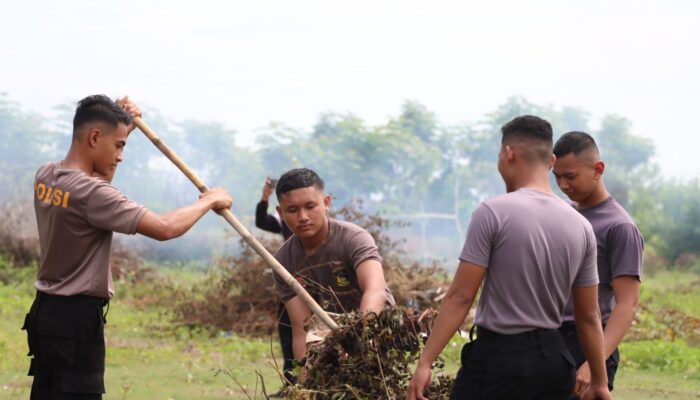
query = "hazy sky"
xmin=2 ymin=0 xmax=699 ymax=178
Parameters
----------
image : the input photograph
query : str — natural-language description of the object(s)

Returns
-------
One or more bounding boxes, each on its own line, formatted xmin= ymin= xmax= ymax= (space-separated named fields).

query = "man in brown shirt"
xmin=272 ymin=168 xmax=394 ymax=361
xmin=23 ymin=95 xmax=233 ymax=399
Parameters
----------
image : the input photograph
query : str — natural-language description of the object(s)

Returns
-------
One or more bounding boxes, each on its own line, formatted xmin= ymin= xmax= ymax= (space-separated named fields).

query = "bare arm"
xmin=572 ymin=285 xmax=610 ymax=399
xmin=136 ymin=187 xmax=232 ymax=241
xmin=356 ymin=259 xmax=388 ymax=315
xmin=576 ymin=276 xmax=640 ymax=392
xmin=407 ymin=261 xmax=485 ymax=400
xmin=285 ymin=296 xmax=313 ymax=360
xmin=602 ymin=275 xmax=640 ymax=356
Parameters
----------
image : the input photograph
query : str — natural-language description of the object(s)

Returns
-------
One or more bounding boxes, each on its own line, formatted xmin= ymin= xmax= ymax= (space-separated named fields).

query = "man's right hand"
xmin=200 ymin=187 xmax=233 ymax=212
xmin=262 ymin=177 xmax=273 ymax=202
xmin=581 ymin=383 xmax=612 ymax=400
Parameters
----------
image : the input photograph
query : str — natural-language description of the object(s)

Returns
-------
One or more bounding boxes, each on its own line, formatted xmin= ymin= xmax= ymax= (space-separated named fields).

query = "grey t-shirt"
xmin=563 ymin=197 xmax=644 ymax=322
xmin=273 ymin=218 xmax=395 ymax=314
xmin=459 ymin=188 xmax=598 ymax=335
xmin=34 ymin=162 xmax=148 ymax=299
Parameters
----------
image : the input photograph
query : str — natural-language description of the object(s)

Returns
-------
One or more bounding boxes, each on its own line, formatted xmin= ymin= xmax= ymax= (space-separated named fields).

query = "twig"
xmin=373 ymin=341 xmax=392 ymax=399
xmin=217 ymin=368 xmax=254 ymax=400
xmin=256 ymin=370 xmax=270 ymax=399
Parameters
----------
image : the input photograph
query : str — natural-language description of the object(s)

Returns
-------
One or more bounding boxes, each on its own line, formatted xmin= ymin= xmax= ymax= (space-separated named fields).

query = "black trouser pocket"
xmin=22 ymin=312 xmax=37 ymax=357
xmin=460 ymin=340 xmax=476 ymax=366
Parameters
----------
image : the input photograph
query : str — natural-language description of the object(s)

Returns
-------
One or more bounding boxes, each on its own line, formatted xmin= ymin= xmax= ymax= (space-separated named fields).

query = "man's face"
xmin=91 ymin=123 xmax=128 ymax=179
xmin=552 ymin=153 xmax=599 ymax=202
xmin=277 ymin=186 xmax=330 ymax=240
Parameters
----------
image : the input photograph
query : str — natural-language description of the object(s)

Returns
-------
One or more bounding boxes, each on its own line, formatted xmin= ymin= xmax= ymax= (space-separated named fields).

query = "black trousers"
xmin=22 ymin=292 xmax=108 ymax=400
xmin=559 ymin=321 xmax=619 ymax=393
xmin=277 ymin=302 xmax=295 ymax=384
xmin=450 ymin=327 xmax=576 ymax=400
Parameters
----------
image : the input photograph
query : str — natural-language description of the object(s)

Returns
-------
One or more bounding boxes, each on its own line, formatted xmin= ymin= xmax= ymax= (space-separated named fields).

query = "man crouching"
xmin=272 ymin=168 xmax=395 ymax=361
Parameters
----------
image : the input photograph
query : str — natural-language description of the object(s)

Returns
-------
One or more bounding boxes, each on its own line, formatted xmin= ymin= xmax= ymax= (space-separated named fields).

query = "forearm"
xmin=359 ymin=287 xmax=387 ymax=315
xmin=417 ymin=293 xmax=473 ymax=368
xmin=157 ymin=198 xmax=214 ymax=239
xmin=602 ymin=302 xmax=637 ymax=358
xmin=574 ymin=310 xmax=608 ymax=386
xmin=292 ymin=330 xmax=307 ymax=360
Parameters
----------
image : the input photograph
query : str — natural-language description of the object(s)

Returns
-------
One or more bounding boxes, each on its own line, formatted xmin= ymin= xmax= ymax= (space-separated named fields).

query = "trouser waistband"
xmin=36 ymin=291 xmax=108 ymax=306
xmin=476 ymin=326 xmax=561 ymax=341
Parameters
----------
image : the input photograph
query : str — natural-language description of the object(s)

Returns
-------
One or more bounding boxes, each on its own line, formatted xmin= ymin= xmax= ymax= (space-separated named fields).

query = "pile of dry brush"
xmin=286 ymin=307 xmax=453 ymax=400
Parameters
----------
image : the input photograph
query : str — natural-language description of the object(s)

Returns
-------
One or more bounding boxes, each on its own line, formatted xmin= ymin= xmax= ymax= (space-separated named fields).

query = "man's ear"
xmin=87 ymin=128 xmax=101 ymax=148
xmin=276 ymin=204 xmax=283 ymax=218
xmin=324 ymin=194 xmax=331 ymax=211
xmin=593 ymin=160 xmax=605 ymax=180
xmin=549 ymin=154 xmax=556 ymax=170
xmin=504 ymin=145 xmax=515 ymax=162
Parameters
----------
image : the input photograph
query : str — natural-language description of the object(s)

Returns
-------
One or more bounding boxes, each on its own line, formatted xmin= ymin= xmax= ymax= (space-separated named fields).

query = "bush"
xmin=0 ymin=201 xmax=39 ymax=267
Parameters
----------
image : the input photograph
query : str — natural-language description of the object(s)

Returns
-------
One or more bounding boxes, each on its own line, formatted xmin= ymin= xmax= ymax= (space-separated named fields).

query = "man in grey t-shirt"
xmin=23 ymin=95 xmax=233 ymax=399
xmin=408 ymin=116 xmax=611 ymax=400
xmin=554 ymin=131 xmax=644 ymax=398
xmin=271 ymin=168 xmax=395 ymax=361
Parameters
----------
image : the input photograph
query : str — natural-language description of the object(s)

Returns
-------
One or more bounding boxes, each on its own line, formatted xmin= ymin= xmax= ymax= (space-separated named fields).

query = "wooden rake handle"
xmin=133 ymin=117 xmax=339 ymax=331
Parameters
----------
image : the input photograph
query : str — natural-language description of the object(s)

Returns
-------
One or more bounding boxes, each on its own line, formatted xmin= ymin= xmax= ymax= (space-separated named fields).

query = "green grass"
xmin=641 ymin=271 xmax=700 ymax=317
xmin=2 ymin=265 xmax=700 ymax=399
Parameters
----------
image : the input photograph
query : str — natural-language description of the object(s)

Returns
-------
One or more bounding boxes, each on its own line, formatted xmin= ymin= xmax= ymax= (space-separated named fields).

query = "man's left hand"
xmin=116 ymin=96 xmax=143 ymax=133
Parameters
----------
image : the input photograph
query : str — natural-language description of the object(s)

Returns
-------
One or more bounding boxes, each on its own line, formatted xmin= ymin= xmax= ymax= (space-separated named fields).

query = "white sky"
xmin=2 ymin=0 xmax=699 ymax=178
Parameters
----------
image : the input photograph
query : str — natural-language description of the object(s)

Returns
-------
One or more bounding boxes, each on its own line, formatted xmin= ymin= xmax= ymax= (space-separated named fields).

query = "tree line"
xmin=1 ymin=92 xmax=697 ymax=268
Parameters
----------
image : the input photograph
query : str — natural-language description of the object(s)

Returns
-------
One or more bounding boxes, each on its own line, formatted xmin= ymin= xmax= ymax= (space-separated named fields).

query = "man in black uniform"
xmin=254 ymin=177 xmax=294 ymax=394
xmin=23 ymin=95 xmax=233 ymax=399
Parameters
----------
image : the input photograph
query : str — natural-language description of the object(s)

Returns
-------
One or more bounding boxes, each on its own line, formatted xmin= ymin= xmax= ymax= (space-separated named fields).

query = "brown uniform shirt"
xmin=273 ymin=218 xmax=395 ymax=314
xmin=33 ymin=162 xmax=148 ymax=299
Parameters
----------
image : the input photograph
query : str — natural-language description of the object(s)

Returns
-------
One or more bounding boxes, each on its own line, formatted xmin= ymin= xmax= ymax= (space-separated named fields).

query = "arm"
xmin=285 ymin=296 xmax=313 ymax=360
xmin=571 ymin=285 xmax=611 ymax=400
xmin=407 ymin=261 xmax=485 ymax=400
xmin=356 ymin=259 xmax=388 ymax=315
xmin=255 ymin=178 xmax=283 ymax=233
xmin=576 ymin=276 xmax=640 ymax=389
xmin=603 ymin=276 xmax=640 ymax=355
xmin=255 ymin=201 xmax=282 ymax=233
xmin=136 ymin=187 xmax=232 ymax=241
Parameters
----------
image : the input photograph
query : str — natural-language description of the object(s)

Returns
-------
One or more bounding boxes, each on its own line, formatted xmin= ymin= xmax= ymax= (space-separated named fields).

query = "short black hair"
xmin=553 ymin=131 xmax=599 ymax=158
xmin=72 ymin=95 xmax=132 ymax=140
xmin=276 ymin=168 xmax=324 ymax=199
xmin=501 ymin=115 xmax=553 ymax=163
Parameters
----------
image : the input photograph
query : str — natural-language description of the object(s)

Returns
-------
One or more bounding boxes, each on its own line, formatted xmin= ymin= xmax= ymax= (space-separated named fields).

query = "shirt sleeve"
xmin=608 ymin=222 xmax=644 ymax=280
xmin=85 ymin=183 xmax=148 ymax=234
xmin=255 ymin=201 xmax=282 ymax=234
xmin=346 ymin=229 xmax=383 ymax=270
xmin=574 ymin=223 xmax=600 ymax=287
xmin=459 ymin=203 xmax=497 ymax=268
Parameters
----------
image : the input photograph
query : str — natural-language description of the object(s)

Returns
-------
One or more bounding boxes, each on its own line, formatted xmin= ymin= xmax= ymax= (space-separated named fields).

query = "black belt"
xmin=559 ymin=320 xmax=607 ymax=331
